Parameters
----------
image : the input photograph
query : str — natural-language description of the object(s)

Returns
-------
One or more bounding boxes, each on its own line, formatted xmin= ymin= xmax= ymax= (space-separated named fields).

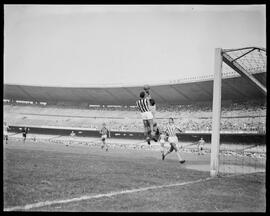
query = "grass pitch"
xmin=3 ymin=138 xmax=266 ymax=212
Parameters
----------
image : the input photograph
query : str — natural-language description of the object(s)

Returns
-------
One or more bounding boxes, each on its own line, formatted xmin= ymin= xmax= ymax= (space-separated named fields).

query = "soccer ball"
xmin=143 ymin=84 xmax=150 ymax=91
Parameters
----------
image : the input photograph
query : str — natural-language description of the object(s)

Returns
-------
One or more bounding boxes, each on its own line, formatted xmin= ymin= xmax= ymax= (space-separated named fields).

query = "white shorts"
xmin=168 ymin=136 xmax=178 ymax=144
xmin=101 ymin=135 xmax=107 ymax=140
xmin=160 ymin=140 xmax=165 ymax=147
xmin=140 ymin=111 xmax=153 ymax=120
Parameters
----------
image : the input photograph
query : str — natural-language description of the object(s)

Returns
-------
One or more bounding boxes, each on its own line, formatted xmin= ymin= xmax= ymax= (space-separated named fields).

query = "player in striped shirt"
xmin=136 ymin=91 xmax=155 ymax=144
xmin=162 ymin=117 xmax=185 ymax=164
xmin=100 ymin=123 xmax=110 ymax=151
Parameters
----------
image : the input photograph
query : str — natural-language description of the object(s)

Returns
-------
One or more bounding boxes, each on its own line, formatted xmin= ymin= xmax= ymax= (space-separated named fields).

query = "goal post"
xmin=210 ymin=48 xmax=223 ymax=177
xmin=209 ymin=47 xmax=266 ymax=177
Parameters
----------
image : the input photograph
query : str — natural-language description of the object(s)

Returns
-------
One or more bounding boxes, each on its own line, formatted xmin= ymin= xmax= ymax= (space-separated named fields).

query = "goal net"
xmin=210 ymin=47 xmax=266 ymax=179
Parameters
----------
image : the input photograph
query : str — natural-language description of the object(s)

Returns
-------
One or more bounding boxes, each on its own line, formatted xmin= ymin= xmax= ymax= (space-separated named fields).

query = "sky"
xmin=4 ymin=5 xmax=266 ymax=87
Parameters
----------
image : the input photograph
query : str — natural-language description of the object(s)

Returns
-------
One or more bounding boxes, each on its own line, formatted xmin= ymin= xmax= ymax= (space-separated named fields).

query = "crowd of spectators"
xmin=4 ymin=99 xmax=266 ymax=134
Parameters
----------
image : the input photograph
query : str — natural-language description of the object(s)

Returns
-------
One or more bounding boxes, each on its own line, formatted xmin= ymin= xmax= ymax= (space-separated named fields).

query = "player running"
xmin=136 ymin=91 xmax=155 ymax=145
xmin=158 ymin=129 xmax=167 ymax=158
xmin=100 ymin=123 xmax=110 ymax=151
xmin=162 ymin=118 xmax=185 ymax=164
xmin=3 ymin=121 xmax=9 ymax=144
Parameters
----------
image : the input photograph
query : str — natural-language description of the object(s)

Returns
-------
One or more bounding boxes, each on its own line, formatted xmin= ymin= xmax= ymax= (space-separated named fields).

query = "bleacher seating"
xmin=3 ymin=100 xmax=266 ymax=133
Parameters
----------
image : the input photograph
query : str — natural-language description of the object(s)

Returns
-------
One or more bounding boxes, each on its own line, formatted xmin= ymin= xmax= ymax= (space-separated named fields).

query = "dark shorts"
xmin=23 ymin=133 xmax=27 ymax=138
xmin=169 ymin=143 xmax=178 ymax=152
xmin=143 ymin=120 xmax=150 ymax=128
xmin=4 ymin=135 xmax=8 ymax=140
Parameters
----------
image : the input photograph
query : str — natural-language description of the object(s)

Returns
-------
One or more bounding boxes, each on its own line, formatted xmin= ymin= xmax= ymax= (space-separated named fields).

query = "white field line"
xmin=4 ymin=177 xmax=213 ymax=211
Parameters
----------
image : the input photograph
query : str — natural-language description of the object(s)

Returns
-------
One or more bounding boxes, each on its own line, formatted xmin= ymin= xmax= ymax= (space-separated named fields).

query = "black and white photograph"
xmin=3 ymin=4 xmax=266 ymax=212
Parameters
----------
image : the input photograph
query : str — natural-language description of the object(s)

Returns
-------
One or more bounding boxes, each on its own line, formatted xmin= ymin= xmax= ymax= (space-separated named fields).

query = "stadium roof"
xmin=3 ymin=71 xmax=266 ymax=105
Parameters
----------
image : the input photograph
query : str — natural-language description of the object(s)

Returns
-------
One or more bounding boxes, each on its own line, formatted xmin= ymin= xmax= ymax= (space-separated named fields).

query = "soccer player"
xmin=144 ymin=86 xmax=160 ymax=142
xmin=100 ymin=123 xmax=110 ymax=151
xmin=197 ymin=137 xmax=205 ymax=155
xmin=147 ymin=89 xmax=159 ymax=141
xmin=3 ymin=121 xmax=9 ymax=144
xmin=158 ymin=129 xmax=167 ymax=159
xmin=149 ymin=98 xmax=157 ymax=122
xmin=162 ymin=118 xmax=185 ymax=164
xmin=136 ymin=91 xmax=155 ymax=145
xmin=144 ymin=84 xmax=151 ymax=100
xmin=67 ymin=131 xmax=76 ymax=146
xmin=152 ymin=122 xmax=160 ymax=142
xmin=22 ymin=127 xmax=30 ymax=143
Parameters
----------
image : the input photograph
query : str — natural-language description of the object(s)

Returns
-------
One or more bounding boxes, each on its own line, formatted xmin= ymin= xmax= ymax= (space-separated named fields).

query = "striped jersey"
xmin=136 ymin=98 xmax=150 ymax=113
xmin=100 ymin=127 xmax=109 ymax=135
xmin=165 ymin=124 xmax=182 ymax=137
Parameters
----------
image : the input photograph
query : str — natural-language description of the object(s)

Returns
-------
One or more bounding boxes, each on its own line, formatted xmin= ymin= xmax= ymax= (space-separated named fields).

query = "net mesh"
xmin=222 ymin=47 xmax=266 ymax=76
xmin=218 ymin=47 xmax=266 ymax=179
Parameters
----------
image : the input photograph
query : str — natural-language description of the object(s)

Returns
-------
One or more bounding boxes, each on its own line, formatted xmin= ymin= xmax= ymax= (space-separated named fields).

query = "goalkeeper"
xmin=136 ymin=86 xmax=155 ymax=144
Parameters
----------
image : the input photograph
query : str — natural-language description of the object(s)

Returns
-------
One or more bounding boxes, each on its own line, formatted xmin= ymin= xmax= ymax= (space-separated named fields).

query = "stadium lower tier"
xmin=4 ymin=104 xmax=266 ymax=134
xmin=7 ymin=125 xmax=266 ymax=144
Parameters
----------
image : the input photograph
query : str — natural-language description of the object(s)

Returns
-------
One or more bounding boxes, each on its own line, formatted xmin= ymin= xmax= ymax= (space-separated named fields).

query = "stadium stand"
xmin=4 ymin=99 xmax=266 ymax=133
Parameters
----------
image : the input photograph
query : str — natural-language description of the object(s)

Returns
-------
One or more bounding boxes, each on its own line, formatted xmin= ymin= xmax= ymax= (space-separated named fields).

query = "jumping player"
xmin=100 ymin=123 xmax=110 ymax=151
xmin=146 ymin=89 xmax=160 ymax=142
xmin=136 ymin=91 xmax=155 ymax=145
xmin=162 ymin=118 xmax=185 ymax=164
xmin=149 ymin=98 xmax=156 ymax=122
xmin=144 ymin=84 xmax=151 ymax=100
xmin=3 ymin=121 xmax=9 ymax=144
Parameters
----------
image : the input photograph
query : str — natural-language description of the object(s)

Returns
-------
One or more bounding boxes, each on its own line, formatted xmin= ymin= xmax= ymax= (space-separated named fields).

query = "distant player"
xmin=100 ymin=123 xmax=110 ymax=151
xmin=67 ymin=131 xmax=76 ymax=146
xmin=197 ymin=137 xmax=205 ymax=155
xmin=70 ymin=131 xmax=76 ymax=137
xmin=158 ymin=129 xmax=167 ymax=158
xmin=22 ymin=127 xmax=30 ymax=143
xmin=3 ymin=122 xmax=9 ymax=144
xmin=136 ymin=91 xmax=155 ymax=145
xmin=162 ymin=118 xmax=185 ymax=164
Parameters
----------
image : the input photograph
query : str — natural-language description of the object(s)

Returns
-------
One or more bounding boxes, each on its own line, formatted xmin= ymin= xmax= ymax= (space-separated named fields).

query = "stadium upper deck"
xmin=4 ymin=71 xmax=266 ymax=106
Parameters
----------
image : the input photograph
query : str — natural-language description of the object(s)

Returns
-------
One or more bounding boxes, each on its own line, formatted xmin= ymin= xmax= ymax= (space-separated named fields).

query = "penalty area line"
xmin=4 ymin=177 xmax=213 ymax=211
